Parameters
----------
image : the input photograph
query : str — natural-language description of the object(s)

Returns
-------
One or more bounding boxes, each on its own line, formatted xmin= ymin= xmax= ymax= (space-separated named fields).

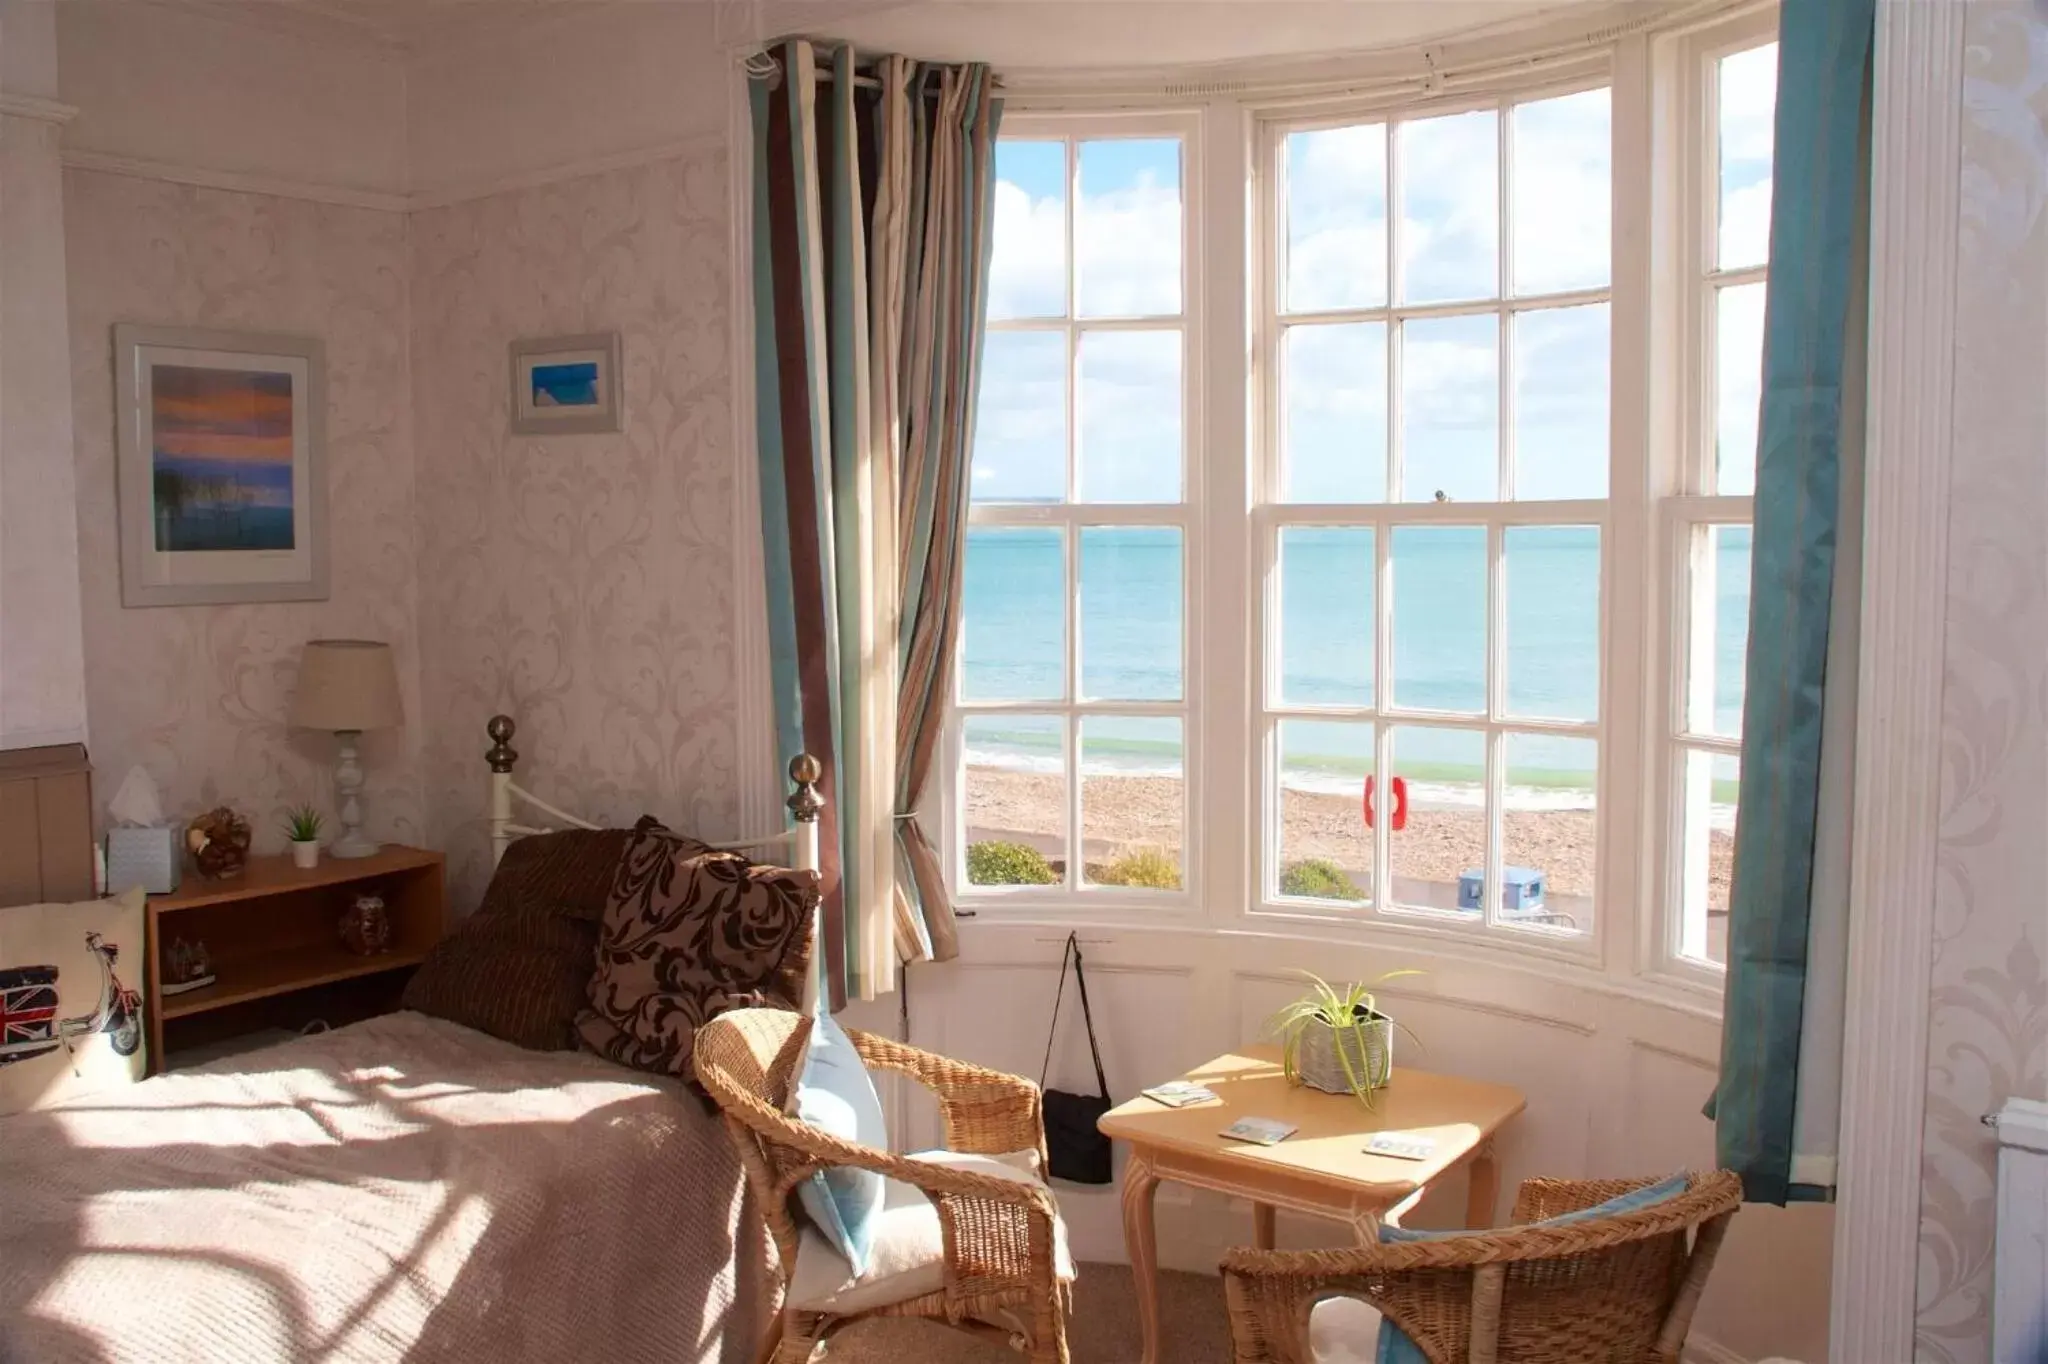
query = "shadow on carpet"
xmin=813 ymin=1261 xmax=1233 ymax=1364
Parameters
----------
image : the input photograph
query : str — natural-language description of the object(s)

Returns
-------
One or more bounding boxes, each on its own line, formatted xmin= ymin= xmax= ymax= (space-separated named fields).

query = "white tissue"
xmin=107 ymin=766 xmax=165 ymax=827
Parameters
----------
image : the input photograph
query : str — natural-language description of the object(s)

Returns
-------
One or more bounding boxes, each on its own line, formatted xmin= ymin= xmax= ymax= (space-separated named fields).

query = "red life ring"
xmin=1363 ymin=775 xmax=1409 ymax=832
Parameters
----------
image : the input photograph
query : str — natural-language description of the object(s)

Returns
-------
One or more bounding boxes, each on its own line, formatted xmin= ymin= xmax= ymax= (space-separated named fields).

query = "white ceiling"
xmin=253 ymin=0 xmax=1602 ymax=65
xmin=761 ymin=0 xmax=1593 ymax=71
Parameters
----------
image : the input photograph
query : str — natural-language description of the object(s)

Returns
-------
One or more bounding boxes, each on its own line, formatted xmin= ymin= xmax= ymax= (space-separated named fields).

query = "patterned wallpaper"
xmin=409 ymin=147 xmax=740 ymax=910
xmin=1916 ymin=6 xmax=2048 ymax=1359
xmin=64 ymin=170 xmax=425 ymax=853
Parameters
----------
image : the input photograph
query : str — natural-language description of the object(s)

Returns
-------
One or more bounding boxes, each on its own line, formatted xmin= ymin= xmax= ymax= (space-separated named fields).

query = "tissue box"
xmin=106 ymin=825 xmax=181 ymax=896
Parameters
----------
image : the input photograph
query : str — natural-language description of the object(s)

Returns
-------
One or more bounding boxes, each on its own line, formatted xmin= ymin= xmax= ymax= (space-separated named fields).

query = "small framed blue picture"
xmin=509 ymin=332 xmax=622 ymax=435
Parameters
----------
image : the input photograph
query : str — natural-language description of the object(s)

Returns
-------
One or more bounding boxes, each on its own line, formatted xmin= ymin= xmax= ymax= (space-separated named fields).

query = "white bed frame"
xmin=481 ymin=713 xmax=827 ymax=1008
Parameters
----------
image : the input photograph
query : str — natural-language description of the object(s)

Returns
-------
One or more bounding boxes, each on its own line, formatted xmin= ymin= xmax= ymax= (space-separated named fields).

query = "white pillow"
xmin=792 ymin=1011 xmax=890 ymax=1275
xmin=0 ymin=886 xmax=149 ymax=1114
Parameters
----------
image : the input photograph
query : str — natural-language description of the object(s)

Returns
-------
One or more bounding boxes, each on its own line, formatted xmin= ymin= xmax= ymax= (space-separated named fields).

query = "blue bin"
xmin=1457 ymin=866 xmax=1546 ymax=913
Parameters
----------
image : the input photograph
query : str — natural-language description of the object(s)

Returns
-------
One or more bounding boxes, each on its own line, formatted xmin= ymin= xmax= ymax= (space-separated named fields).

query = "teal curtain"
xmin=1712 ymin=0 xmax=1875 ymax=1205
xmin=750 ymin=42 xmax=1001 ymax=1006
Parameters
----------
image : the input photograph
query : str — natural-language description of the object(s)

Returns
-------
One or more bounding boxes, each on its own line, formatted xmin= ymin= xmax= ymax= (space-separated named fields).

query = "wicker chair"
xmin=694 ymin=1007 xmax=1072 ymax=1364
xmin=1220 ymin=1170 xmax=1742 ymax=1364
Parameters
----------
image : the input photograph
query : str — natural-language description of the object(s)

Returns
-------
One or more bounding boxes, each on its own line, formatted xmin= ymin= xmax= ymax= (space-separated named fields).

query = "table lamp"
xmin=290 ymin=639 xmax=402 ymax=859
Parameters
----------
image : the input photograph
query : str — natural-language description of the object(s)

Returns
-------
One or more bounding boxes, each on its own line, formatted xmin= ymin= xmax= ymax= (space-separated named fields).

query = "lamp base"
xmin=329 ymin=730 xmax=379 ymax=860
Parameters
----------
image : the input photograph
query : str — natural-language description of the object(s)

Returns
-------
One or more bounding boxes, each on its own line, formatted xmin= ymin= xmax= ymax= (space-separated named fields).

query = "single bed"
xmin=0 ymin=716 xmax=820 ymax=1364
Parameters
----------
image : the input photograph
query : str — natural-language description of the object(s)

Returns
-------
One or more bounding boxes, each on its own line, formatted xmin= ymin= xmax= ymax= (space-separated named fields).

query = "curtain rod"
xmin=744 ymin=49 xmax=882 ymax=89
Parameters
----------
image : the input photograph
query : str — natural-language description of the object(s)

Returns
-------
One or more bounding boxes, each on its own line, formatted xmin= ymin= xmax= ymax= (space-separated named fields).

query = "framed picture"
xmin=114 ymin=325 xmax=328 ymax=608
xmin=510 ymin=332 xmax=623 ymax=435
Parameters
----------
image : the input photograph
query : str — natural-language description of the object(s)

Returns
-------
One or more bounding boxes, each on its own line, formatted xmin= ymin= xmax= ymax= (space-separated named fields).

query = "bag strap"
xmin=1039 ymin=931 xmax=1110 ymax=1101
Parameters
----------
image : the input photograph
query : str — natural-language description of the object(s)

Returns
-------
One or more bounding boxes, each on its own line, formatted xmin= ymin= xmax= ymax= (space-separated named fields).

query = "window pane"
xmin=1401 ymin=314 xmax=1499 ymax=503
xmin=1679 ymin=747 xmax=1738 ymax=965
xmin=1513 ymin=303 xmax=1609 ymax=499
xmin=1081 ymin=527 xmax=1182 ymax=701
xmin=1391 ymin=525 xmax=1485 ymax=713
xmin=1285 ymin=123 xmax=1388 ymax=312
xmin=1077 ymin=138 xmax=1181 ymax=318
xmin=964 ymin=714 xmax=1066 ymax=887
xmin=1078 ymin=329 xmax=1182 ymax=502
xmin=1718 ymin=43 xmax=1778 ymax=272
xmin=1082 ymin=717 xmax=1183 ymax=890
xmin=972 ymin=330 xmax=1066 ymax=503
xmin=1397 ymin=109 xmax=1498 ymax=305
xmin=1276 ymin=719 xmax=1373 ymax=904
xmin=1715 ymin=282 xmax=1765 ymax=495
xmin=1387 ymin=725 xmax=1484 ymax=917
xmin=1503 ymin=733 xmax=1595 ymax=936
xmin=1511 ymin=88 xmax=1611 ymax=295
xmin=1278 ymin=527 xmax=1373 ymax=708
xmin=1282 ymin=322 xmax=1387 ymax=503
xmin=962 ymin=527 xmax=1064 ymax=701
xmin=1505 ymin=526 xmax=1599 ymax=721
xmin=989 ymin=140 xmax=1066 ymax=321
xmin=1686 ymin=525 xmax=1752 ymax=738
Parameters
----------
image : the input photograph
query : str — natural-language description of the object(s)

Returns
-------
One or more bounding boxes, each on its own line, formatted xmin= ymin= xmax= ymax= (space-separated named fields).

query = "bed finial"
xmin=486 ymin=715 xmax=519 ymax=774
xmin=787 ymin=753 xmax=824 ymax=824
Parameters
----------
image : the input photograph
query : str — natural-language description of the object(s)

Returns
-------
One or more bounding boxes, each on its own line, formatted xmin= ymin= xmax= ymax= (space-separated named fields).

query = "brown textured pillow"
xmin=577 ymin=828 xmax=818 ymax=1080
xmin=404 ymin=823 xmax=706 ymax=1051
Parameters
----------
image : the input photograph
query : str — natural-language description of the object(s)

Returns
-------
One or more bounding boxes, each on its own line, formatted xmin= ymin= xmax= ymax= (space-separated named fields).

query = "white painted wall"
xmin=0 ymin=0 xmax=89 ymax=750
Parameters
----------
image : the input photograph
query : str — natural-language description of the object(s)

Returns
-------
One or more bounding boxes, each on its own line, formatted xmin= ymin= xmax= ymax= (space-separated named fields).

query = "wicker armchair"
xmin=1220 ymin=1170 xmax=1741 ymax=1364
xmin=694 ymin=1008 xmax=1072 ymax=1364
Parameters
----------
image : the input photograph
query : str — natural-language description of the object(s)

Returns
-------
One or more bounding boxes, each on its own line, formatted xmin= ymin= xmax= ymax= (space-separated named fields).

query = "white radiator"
xmin=1996 ymin=1098 xmax=2048 ymax=1364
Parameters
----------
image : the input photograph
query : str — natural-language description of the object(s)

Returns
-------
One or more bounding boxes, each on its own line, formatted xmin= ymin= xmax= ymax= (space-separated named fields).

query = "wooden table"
xmin=1098 ymin=1046 xmax=1526 ymax=1364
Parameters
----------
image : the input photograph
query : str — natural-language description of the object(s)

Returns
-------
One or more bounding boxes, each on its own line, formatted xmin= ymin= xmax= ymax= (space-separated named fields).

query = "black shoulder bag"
xmin=1039 ymin=932 xmax=1114 ymax=1184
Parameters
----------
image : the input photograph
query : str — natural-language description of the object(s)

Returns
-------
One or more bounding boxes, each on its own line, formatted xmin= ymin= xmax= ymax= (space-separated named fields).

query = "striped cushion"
xmin=404 ymin=826 xmax=702 ymax=1050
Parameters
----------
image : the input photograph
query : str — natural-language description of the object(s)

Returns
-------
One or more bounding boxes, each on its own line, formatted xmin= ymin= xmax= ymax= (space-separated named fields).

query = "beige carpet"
xmin=812 ymin=1262 xmax=1234 ymax=1364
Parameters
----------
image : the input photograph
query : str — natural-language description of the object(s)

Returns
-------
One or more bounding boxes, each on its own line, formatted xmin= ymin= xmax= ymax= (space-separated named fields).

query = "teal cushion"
xmin=793 ymin=1012 xmax=889 ymax=1276
xmin=1374 ymin=1174 xmax=1690 ymax=1364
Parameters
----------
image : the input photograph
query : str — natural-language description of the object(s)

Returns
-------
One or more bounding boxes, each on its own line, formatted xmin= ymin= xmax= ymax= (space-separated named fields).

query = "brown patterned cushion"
xmin=404 ymin=824 xmax=706 ymax=1051
xmin=577 ymin=828 xmax=818 ymax=1080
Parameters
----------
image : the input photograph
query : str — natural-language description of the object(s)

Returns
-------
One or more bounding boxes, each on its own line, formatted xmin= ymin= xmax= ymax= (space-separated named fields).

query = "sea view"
xmin=962 ymin=523 xmax=1751 ymax=804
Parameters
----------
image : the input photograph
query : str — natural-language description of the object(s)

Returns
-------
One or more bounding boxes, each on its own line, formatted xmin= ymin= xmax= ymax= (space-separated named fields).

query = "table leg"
xmin=1465 ymin=1140 xmax=1500 ymax=1229
xmin=1252 ymin=1201 xmax=1276 ymax=1250
xmin=1122 ymin=1151 xmax=1163 ymax=1364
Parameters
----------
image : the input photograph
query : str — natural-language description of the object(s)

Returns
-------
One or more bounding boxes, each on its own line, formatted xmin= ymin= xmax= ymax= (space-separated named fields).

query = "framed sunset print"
xmin=510 ymin=332 xmax=622 ymax=435
xmin=114 ymin=325 xmax=327 ymax=607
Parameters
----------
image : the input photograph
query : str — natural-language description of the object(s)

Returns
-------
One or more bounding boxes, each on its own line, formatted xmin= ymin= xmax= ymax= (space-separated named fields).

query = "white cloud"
xmin=1398 ymin=110 xmax=1499 ymax=304
xmin=1511 ymin=88 xmax=1611 ymax=295
xmin=1715 ymin=282 xmax=1765 ymax=495
xmin=1076 ymin=178 xmax=1182 ymax=318
xmin=988 ymin=178 xmax=1065 ymax=321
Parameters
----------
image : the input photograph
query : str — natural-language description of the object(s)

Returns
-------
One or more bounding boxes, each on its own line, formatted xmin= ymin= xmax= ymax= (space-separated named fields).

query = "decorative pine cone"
xmin=187 ymin=806 xmax=252 ymax=880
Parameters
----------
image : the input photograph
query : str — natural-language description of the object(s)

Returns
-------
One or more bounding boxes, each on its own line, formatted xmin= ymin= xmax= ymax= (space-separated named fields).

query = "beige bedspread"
xmin=0 ymin=1012 xmax=772 ymax=1364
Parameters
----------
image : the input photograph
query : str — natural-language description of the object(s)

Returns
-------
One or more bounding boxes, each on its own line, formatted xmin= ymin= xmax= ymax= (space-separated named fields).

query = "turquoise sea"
xmin=961 ymin=525 xmax=1751 ymax=796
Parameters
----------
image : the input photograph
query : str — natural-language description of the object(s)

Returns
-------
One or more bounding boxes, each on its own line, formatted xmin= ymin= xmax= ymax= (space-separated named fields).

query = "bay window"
xmin=945 ymin=14 xmax=1778 ymax=999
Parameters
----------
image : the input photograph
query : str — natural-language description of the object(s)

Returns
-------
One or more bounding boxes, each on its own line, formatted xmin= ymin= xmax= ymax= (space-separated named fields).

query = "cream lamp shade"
xmin=290 ymin=639 xmax=402 ymax=733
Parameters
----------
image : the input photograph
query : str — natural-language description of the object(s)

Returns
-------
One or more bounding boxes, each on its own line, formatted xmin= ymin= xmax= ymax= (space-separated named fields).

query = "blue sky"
xmin=973 ymin=55 xmax=1773 ymax=508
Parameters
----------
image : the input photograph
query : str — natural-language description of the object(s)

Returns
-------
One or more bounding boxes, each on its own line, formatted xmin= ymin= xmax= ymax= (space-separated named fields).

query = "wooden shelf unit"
xmin=146 ymin=844 xmax=445 ymax=1072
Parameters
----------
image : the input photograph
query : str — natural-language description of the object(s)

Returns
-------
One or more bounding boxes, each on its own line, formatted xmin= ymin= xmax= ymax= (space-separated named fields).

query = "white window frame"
xmin=938 ymin=11 xmax=1775 ymax=1010
xmin=1246 ymin=75 xmax=1617 ymax=968
xmin=1645 ymin=8 xmax=1775 ymax=991
xmin=942 ymin=107 xmax=1208 ymax=920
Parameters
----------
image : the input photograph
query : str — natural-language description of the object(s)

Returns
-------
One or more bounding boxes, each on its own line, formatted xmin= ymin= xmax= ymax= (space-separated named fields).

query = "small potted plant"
xmin=283 ymin=805 xmax=325 ymax=870
xmin=1264 ymin=971 xmax=1420 ymax=1108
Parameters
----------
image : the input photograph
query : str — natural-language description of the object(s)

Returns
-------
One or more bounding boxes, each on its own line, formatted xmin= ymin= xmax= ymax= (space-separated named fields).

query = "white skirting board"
xmin=1996 ymin=1098 xmax=2048 ymax=1363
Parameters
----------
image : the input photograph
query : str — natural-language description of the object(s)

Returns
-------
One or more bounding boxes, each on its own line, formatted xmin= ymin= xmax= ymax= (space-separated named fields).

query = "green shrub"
xmin=1093 ymin=846 xmax=1183 ymax=890
xmin=966 ymin=840 xmax=1059 ymax=886
xmin=1280 ymin=858 xmax=1365 ymax=901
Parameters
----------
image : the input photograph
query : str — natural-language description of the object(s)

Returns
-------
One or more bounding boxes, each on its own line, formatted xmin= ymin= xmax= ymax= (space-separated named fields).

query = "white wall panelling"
xmin=900 ymin=920 xmax=1831 ymax=1363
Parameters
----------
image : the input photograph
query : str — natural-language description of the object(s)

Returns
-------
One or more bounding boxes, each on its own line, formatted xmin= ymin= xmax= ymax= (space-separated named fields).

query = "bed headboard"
xmin=482 ymin=714 xmax=823 ymax=874
xmin=482 ymin=714 xmax=827 ymax=1010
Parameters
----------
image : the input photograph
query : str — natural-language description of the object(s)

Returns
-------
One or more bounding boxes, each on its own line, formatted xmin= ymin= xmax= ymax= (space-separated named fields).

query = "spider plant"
xmin=1264 ymin=970 xmax=1423 ymax=1107
xmin=282 ymin=805 xmax=325 ymax=843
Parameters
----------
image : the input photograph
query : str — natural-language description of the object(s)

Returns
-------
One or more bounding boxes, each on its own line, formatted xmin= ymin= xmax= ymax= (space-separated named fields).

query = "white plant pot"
xmin=290 ymin=840 xmax=320 ymax=870
xmin=1292 ymin=1011 xmax=1394 ymax=1097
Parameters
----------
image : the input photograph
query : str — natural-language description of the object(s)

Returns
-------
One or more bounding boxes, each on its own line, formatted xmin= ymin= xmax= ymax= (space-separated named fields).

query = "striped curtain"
xmin=1711 ymin=0 xmax=1874 ymax=1205
xmin=750 ymin=41 xmax=1001 ymax=1006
